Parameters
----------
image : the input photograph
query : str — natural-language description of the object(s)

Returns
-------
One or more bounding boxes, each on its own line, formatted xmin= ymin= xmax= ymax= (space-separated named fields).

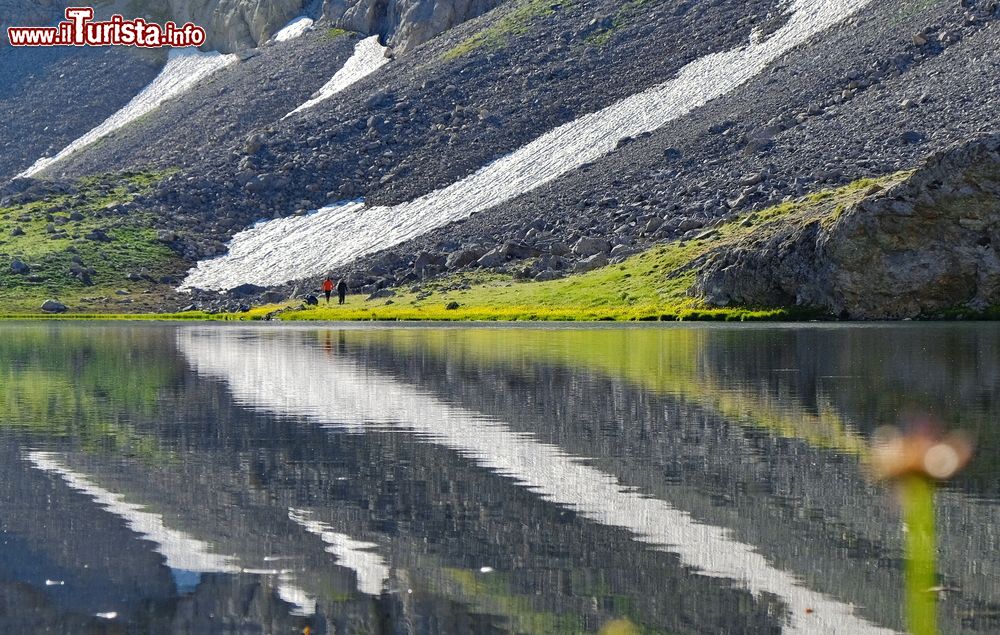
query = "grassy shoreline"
xmin=3 ymin=172 xmax=996 ymax=323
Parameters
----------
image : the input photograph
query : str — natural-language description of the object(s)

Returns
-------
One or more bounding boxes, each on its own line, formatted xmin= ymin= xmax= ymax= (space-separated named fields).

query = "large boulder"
xmin=572 ymin=237 xmax=611 ymax=257
xmin=692 ymin=135 xmax=1000 ymax=319
xmin=573 ymin=252 xmax=608 ymax=273
xmin=9 ymin=257 xmax=29 ymax=275
xmin=227 ymin=282 xmax=267 ymax=297
xmin=476 ymin=248 xmax=503 ymax=268
xmin=40 ymin=299 xmax=67 ymax=314
xmin=445 ymin=247 xmax=484 ymax=269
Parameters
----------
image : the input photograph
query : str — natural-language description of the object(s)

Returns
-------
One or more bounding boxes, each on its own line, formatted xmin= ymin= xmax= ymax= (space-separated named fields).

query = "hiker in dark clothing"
xmin=322 ymin=277 xmax=334 ymax=304
xmin=337 ymin=278 xmax=348 ymax=305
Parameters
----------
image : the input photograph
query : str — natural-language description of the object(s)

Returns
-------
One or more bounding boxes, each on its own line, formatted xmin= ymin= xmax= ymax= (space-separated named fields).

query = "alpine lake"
xmin=1 ymin=322 xmax=998 ymax=634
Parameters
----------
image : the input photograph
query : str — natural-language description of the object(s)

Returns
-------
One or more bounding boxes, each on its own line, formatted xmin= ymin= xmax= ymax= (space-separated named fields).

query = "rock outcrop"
xmin=165 ymin=0 xmax=307 ymax=52
xmin=693 ymin=134 xmax=1000 ymax=319
xmin=323 ymin=0 xmax=504 ymax=53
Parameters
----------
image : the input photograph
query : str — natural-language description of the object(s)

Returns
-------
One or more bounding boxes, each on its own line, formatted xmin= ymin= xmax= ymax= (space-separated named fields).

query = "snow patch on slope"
xmin=271 ymin=16 xmax=314 ymax=43
xmin=18 ymin=49 xmax=237 ymax=179
xmin=183 ymin=0 xmax=873 ymax=290
xmin=285 ymin=35 xmax=389 ymax=118
xmin=178 ymin=328 xmax=893 ymax=634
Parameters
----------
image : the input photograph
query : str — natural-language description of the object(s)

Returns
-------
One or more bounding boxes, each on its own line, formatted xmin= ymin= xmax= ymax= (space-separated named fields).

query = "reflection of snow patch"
xmin=288 ymin=508 xmax=389 ymax=596
xmin=277 ymin=572 xmax=318 ymax=616
xmin=18 ymin=49 xmax=236 ymax=178
xmin=182 ymin=0 xmax=874 ymax=291
xmin=271 ymin=16 xmax=314 ymax=42
xmin=26 ymin=451 xmax=239 ymax=574
xmin=179 ymin=328 xmax=893 ymax=634
xmin=285 ymin=35 xmax=389 ymax=117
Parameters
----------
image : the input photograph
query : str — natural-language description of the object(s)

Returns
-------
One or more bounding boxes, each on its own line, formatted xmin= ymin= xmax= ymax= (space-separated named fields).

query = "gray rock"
xmin=324 ymin=0 xmax=506 ymax=53
xmin=534 ymin=269 xmax=562 ymax=281
xmin=9 ymin=258 xmax=29 ymax=275
xmin=445 ymin=247 xmax=484 ymax=269
xmin=367 ymin=288 xmax=396 ymax=300
xmin=573 ymin=252 xmax=608 ymax=273
xmin=572 ymin=237 xmax=610 ymax=257
xmin=609 ymin=244 xmax=632 ymax=259
xmin=678 ymin=218 xmax=704 ymax=232
xmin=641 ymin=218 xmax=663 ymax=235
xmin=40 ymin=299 xmax=67 ymax=314
xmin=476 ymin=249 xmax=504 ymax=268
xmin=549 ymin=242 xmax=571 ymax=256
xmin=692 ymin=135 xmax=1000 ymax=319
xmin=227 ymin=283 xmax=267 ymax=297
xmin=499 ymin=240 xmax=538 ymax=260
xmin=84 ymin=228 xmax=113 ymax=242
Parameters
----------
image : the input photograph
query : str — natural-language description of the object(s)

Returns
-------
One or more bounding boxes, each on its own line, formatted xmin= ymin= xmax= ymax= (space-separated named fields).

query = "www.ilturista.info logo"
xmin=7 ymin=7 xmax=206 ymax=47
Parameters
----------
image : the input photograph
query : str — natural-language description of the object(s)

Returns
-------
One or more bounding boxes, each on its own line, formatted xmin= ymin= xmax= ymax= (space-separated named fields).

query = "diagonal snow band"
xmin=182 ymin=0 xmax=874 ymax=291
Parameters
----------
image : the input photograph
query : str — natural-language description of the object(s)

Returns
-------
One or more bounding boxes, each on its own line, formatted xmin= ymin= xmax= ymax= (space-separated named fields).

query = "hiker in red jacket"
xmin=322 ymin=277 xmax=334 ymax=304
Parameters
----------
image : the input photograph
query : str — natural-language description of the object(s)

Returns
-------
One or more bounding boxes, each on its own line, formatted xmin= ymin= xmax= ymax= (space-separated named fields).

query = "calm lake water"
xmin=1 ymin=323 xmax=998 ymax=634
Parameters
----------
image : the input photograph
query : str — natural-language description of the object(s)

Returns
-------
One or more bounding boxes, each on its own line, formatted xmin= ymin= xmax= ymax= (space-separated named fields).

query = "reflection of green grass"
xmin=445 ymin=568 xmax=665 ymax=634
xmin=444 ymin=0 xmax=565 ymax=59
xmin=358 ymin=328 xmax=871 ymax=457
xmin=0 ymin=326 xmax=176 ymax=462
xmin=446 ymin=568 xmax=586 ymax=634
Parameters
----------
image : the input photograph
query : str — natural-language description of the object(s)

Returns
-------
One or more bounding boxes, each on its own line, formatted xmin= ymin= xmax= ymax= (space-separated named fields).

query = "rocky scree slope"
xmin=166 ymin=0 xmax=999 ymax=311
xmin=0 ymin=0 xmax=506 ymax=179
xmin=0 ymin=45 xmax=165 ymax=183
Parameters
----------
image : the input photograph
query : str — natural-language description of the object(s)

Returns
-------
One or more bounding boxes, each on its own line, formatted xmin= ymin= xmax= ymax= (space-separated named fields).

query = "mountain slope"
xmin=0 ymin=0 xmax=998 ymax=317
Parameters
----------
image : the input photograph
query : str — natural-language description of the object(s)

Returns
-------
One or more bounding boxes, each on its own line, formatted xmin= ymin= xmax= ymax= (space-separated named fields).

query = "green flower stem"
xmin=902 ymin=474 xmax=937 ymax=635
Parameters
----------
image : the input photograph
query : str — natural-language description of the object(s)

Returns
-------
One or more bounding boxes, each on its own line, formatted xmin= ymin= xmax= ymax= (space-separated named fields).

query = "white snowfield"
xmin=182 ymin=0 xmax=874 ymax=291
xmin=288 ymin=508 xmax=390 ymax=596
xmin=285 ymin=35 xmax=390 ymax=118
xmin=177 ymin=328 xmax=895 ymax=634
xmin=18 ymin=49 xmax=237 ymax=179
xmin=270 ymin=16 xmax=315 ymax=43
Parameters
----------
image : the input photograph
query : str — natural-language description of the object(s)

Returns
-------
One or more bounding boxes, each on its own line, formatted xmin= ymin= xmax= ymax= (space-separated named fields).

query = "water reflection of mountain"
xmin=176 ymin=327 xmax=897 ymax=633
xmin=0 ymin=440 xmax=324 ymax=633
xmin=0 ymin=324 xmax=783 ymax=633
xmin=51 ymin=353 xmax=783 ymax=634
xmin=2 ymin=324 xmax=999 ymax=633
xmin=335 ymin=326 xmax=1000 ymax=633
